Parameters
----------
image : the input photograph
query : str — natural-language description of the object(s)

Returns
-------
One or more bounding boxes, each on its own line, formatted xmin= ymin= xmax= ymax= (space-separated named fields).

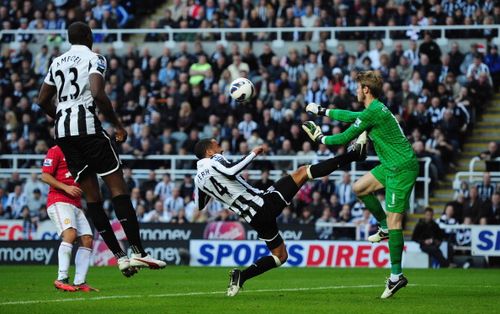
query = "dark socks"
xmin=112 ymin=194 xmax=146 ymax=256
xmin=240 ymin=256 xmax=279 ymax=286
xmin=87 ymin=202 xmax=126 ymax=259
xmin=308 ymin=153 xmax=355 ymax=179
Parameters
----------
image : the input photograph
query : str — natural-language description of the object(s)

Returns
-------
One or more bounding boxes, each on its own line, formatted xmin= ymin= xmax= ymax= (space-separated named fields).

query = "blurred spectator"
xmin=479 ymin=141 xmax=499 ymax=172
xmin=337 ymin=172 xmax=356 ymax=206
xmin=5 ymin=185 xmax=27 ymax=218
xmin=315 ymin=208 xmax=335 ymax=240
xmin=154 ymin=174 xmax=175 ymax=201
xmin=412 ymin=207 xmax=449 ymax=268
xmin=277 ymin=206 xmax=297 ymax=224
xmin=476 ymin=172 xmax=496 ymax=201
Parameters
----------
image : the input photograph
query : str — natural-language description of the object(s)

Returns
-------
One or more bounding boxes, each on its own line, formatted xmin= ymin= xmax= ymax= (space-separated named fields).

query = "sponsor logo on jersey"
xmin=43 ymin=158 xmax=53 ymax=166
xmin=354 ymin=118 xmax=362 ymax=128
xmin=64 ymin=218 xmax=71 ymax=225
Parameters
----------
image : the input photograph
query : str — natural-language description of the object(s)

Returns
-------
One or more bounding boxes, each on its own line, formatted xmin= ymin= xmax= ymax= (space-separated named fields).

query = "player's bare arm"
xmin=38 ymin=83 xmax=57 ymax=119
xmin=89 ymin=73 xmax=127 ymax=143
xmin=41 ymin=172 xmax=83 ymax=198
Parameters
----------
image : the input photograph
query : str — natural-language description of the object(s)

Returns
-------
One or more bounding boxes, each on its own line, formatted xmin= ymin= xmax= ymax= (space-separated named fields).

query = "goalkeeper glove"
xmin=305 ymin=103 xmax=327 ymax=116
xmin=302 ymin=121 xmax=324 ymax=144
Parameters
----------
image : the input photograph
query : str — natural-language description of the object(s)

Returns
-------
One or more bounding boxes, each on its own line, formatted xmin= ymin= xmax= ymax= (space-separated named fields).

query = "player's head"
xmin=68 ymin=22 xmax=93 ymax=48
xmin=355 ymin=71 xmax=383 ymax=103
xmin=194 ymin=138 xmax=222 ymax=159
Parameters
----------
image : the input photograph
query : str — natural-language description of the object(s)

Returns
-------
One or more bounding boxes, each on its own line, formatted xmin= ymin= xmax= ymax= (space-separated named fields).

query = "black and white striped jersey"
xmin=44 ymin=45 xmax=106 ymax=138
xmin=195 ymin=152 xmax=264 ymax=223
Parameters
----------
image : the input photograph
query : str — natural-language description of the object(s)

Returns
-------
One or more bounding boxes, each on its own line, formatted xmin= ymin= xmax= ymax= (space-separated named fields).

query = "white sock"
xmin=390 ymin=273 xmax=402 ymax=282
xmin=74 ymin=247 xmax=92 ymax=285
xmin=58 ymin=242 xmax=73 ymax=281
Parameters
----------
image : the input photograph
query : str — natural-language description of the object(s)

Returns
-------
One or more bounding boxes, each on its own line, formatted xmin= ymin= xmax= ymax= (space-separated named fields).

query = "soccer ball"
xmin=229 ymin=78 xmax=255 ymax=102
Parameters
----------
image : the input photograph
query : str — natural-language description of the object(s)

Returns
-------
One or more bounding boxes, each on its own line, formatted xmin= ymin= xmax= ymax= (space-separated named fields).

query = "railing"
xmin=2 ymin=25 xmax=499 ymax=47
xmin=0 ymin=154 xmax=431 ymax=213
xmin=469 ymin=157 xmax=500 ymax=181
xmin=454 ymin=171 xmax=500 ymax=190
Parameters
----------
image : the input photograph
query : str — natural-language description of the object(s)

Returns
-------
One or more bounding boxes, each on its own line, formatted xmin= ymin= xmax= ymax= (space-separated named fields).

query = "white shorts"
xmin=47 ymin=202 xmax=92 ymax=237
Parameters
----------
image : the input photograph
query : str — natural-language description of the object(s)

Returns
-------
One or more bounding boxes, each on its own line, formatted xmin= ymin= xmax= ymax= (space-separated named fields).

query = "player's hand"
xmin=252 ymin=146 xmax=264 ymax=156
xmin=302 ymin=121 xmax=324 ymax=143
xmin=115 ymin=127 xmax=128 ymax=143
xmin=305 ymin=103 xmax=326 ymax=116
xmin=64 ymin=186 xmax=83 ymax=198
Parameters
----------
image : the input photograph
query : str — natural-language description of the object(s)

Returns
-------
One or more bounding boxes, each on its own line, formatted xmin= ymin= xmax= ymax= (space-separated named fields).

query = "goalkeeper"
xmin=302 ymin=71 xmax=419 ymax=299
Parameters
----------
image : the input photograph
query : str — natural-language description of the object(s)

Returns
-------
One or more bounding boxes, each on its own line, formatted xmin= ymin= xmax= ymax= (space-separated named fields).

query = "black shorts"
xmin=55 ymin=132 xmax=121 ymax=182
xmin=249 ymin=175 xmax=300 ymax=250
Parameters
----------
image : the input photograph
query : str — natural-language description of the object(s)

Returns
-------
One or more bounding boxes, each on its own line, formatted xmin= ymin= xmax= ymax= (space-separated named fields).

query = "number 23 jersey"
xmin=44 ymin=44 xmax=106 ymax=139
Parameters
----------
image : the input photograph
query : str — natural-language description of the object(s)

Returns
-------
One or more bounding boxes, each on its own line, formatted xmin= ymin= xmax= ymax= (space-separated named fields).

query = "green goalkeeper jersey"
xmin=323 ymin=99 xmax=418 ymax=171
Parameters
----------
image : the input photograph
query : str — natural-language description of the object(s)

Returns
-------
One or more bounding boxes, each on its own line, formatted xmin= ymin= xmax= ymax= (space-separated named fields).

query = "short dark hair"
xmin=68 ymin=22 xmax=92 ymax=45
xmin=194 ymin=138 xmax=214 ymax=159
xmin=424 ymin=207 xmax=434 ymax=214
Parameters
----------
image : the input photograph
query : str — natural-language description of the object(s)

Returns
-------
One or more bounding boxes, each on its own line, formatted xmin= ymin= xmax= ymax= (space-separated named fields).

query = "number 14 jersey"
xmin=195 ymin=153 xmax=265 ymax=223
xmin=44 ymin=45 xmax=106 ymax=138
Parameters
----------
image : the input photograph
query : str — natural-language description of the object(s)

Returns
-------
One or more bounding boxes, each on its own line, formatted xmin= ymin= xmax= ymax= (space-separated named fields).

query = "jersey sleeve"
xmin=323 ymin=109 xmax=376 ymax=146
xmin=328 ymin=109 xmax=362 ymax=123
xmin=43 ymin=65 xmax=56 ymax=86
xmin=211 ymin=153 xmax=256 ymax=177
xmin=89 ymin=54 xmax=107 ymax=77
xmin=42 ymin=148 xmax=59 ymax=175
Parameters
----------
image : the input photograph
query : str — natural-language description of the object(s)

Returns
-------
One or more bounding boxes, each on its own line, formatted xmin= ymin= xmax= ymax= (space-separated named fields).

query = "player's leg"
xmin=78 ymin=173 xmax=138 ymax=277
xmin=303 ymin=135 xmax=367 ymax=181
xmin=353 ymin=166 xmax=389 ymax=241
xmin=47 ymin=203 xmax=78 ymax=292
xmin=228 ymin=231 xmax=287 ymax=297
xmin=89 ymin=132 xmax=165 ymax=269
xmin=101 ymin=170 xmax=146 ymax=255
xmin=381 ymin=170 xmax=418 ymax=299
xmin=79 ymin=173 xmax=127 ymax=259
xmin=73 ymin=207 xmax=98 ymax=291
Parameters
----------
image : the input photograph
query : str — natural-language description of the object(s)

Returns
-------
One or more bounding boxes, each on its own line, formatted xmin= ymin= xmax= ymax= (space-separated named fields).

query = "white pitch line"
xmin=0 ymin=284 xmax=382 ymax=306
xmin=2 ymin=283 xmax=497 ymax=306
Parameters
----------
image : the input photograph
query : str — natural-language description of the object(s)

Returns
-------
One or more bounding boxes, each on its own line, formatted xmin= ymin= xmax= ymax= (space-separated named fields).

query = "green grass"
xmin=0 ymin=266 xmax=499 ymax=314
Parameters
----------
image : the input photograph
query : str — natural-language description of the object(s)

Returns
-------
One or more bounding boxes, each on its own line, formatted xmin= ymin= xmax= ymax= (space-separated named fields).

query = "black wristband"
xmin=316 ymin=134 xmax=324 ymax=144
xmin=318 ymin=107 xmax=327 ymax=116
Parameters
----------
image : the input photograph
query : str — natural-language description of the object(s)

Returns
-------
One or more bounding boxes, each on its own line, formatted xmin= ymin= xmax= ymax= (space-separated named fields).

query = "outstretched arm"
xmin=321 ymin=123 xmax=367 ymax=146
xmin=306 ymin=103 xmax=362 ymax=123
xmin=212 ymin=146 xmax=262 ymax=176
xmin=304 ymin=110 xmax=374 ymax=146
xmin=327 ymin=109 xmax=362 ymax=123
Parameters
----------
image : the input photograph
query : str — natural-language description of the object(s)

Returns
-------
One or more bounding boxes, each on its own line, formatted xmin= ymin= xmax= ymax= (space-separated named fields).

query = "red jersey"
xmin=42 ymin=145 xmax=82 ymax=208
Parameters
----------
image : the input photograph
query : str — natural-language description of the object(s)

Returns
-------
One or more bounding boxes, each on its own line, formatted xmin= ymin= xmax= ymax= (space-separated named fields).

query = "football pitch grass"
xmin=1 ymin=266 xmax=499 ymax=314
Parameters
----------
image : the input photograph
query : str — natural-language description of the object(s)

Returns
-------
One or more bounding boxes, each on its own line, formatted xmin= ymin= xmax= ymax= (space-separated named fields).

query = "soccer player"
xmin=41 ymin=145 xmax=98 ymax=292
xmin=37 ymin=22 xmax=166 ymax=277
xmin=302 ymin=71 xmax=419 ymax=298
xmin=194 ymin=137 xmax=366 ymax=297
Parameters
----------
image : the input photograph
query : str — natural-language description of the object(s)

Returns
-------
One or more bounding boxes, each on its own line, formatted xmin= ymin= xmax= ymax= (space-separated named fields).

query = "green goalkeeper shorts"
xmin=370 ymin=165 xmax=418 ymax=214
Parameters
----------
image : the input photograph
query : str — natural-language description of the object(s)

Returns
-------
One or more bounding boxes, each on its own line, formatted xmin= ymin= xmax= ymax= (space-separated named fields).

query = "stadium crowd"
xmin=0 ymin=1 xmax=499 ymax=236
